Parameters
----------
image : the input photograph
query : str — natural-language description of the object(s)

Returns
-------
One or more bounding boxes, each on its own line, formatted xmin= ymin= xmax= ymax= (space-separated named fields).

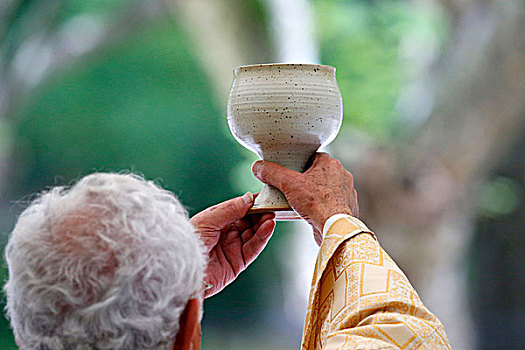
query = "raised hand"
xmin=252 ymin=153 xmax=358 ymax=245
xmin=190 ymin=193 xmax=276 ymax=298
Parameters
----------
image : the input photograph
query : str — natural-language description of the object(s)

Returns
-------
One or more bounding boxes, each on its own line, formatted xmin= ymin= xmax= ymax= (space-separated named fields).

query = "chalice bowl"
xmin=227 ymin=63 xmax=343 ymax=220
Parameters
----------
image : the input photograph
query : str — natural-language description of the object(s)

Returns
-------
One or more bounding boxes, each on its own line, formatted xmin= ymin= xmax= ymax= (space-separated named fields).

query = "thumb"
xmin=252 ymin=160 xmax=300 ymax=192
xmin=202 ymin=192 xmax=254 ymax=229
xmin=313 ymin=226 xmax=323 ymax=246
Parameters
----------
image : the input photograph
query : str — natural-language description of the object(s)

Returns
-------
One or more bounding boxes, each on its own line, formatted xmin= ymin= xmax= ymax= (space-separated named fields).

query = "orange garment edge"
xmin=301 ymin=216 xmax=451 ymax=349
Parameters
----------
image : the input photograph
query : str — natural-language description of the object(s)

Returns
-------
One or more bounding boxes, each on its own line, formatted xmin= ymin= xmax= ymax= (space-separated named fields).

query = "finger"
xmin=240 ymin=227 xmax=254 ymax=244
xmin=200 ymin=192 xmax=254 ymax=229
xmin=249 ymin=212 xmax=276 ymax=229
xmin=233 ymin=214 xmax=262 ymax=234
xmin=352 ymin=189 xmax=359 ymax=218
xmin=232 ymin=211 xmax=275 ymax=233
xmin=313 ymin=227 xmax=323 ymax=246
xmin=252 ymin=160 xmax=301 ymax=191
xmin=242 ymin=219 xmax=276 ymax=266
xmin=240 ymin=213 xmax=276 ymax=242
xmin=304 ymin=152 xmax=331 ymax=174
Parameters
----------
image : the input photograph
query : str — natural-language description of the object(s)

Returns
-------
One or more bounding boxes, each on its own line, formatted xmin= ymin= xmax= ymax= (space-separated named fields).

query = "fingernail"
xmin=242 ymin=192 xmax=253 ymax=205
xmin=252 ymin=161 xmax=262 ymax=178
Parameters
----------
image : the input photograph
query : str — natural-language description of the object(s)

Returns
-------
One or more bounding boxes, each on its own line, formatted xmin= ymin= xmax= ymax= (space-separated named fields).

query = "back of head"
xmin=4 ymin=173 xmax=206 ymax=350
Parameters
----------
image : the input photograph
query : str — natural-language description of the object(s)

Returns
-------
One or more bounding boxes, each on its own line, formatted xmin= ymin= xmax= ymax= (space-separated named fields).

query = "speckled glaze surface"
xmin=227 ymin=63 xmax=343 ymax=220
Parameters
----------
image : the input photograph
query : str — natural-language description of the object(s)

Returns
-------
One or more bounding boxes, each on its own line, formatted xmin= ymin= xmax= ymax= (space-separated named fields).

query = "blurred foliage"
xmin=314 ymin=0 xmax=445 ymax=140
xmin=1 ymin=0 xmax=287 ymax=346
xmin=478 ymin=177 xmax=522 ymax=218
xmin=0 ymin=249 xmax=15 ymax=349
xmin=2 ymin=0 xmax=118 ymax=62
xmin=2 ymin=5 xmax=247 ymax=348
xmin=0 ymin=0 xmax=447 ymax=348
xmin=469 ymin=136 xmax=525 ymax=350
xmin=10 ymin=15 xmax=240 ymax=214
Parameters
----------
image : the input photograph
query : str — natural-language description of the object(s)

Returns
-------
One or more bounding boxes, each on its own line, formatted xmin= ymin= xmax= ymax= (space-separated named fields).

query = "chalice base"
xmin=248 ymin=207 xmax=301 ymax=221
xmin=247 ymin=184 xmax=301 ymax=220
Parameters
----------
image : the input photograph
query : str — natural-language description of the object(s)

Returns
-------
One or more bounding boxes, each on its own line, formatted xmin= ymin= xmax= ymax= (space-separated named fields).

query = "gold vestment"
xmin=301 ymin=216 xmax=451 ymax=349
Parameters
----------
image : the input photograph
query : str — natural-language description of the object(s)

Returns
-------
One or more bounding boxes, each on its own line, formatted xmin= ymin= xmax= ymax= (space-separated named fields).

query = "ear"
xmin=173 ymin=298 xmax=202 ymax=350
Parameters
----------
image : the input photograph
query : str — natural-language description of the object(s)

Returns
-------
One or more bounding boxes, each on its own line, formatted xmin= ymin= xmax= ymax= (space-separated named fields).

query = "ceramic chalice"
xmin=227 ymin=63 xmax=343 ymax=220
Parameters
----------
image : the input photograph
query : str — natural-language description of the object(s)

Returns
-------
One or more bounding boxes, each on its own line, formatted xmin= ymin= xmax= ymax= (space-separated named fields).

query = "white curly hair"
xmin=4 ymin=173 xmax=206 ymax=349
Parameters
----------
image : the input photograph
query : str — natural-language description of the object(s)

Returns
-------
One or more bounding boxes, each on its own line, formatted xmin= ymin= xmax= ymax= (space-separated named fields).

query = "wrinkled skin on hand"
xmin=252 ymin=153 xmax=358 ymax=245
xmin=190 ymin=193 xmax=275 ymax=298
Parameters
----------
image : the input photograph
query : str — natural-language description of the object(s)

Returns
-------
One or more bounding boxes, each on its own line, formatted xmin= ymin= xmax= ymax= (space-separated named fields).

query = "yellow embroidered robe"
xmin=301 ymin=216 xmax=451 ymax=349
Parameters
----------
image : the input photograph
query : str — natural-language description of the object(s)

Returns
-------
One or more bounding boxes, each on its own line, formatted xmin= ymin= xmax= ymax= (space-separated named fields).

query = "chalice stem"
xmin=252 ymin=184 xmax=289 ymax=211
xmin=248 ymin=151 xmax=312 ymax=220
xmin=250 ymin=183 xmax=299 ymax=220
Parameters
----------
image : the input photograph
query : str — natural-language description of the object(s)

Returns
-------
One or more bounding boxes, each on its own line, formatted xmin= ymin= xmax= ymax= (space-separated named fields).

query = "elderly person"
xmin=4 ymin=153 xmax=451 ymax=349
xmin=4 ymin=171 xmax=275 ymax=350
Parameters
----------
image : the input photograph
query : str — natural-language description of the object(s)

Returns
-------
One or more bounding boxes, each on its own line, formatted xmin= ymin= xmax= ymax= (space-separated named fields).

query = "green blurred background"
xmin=1 ymin=0 xmax=524 ymax=349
